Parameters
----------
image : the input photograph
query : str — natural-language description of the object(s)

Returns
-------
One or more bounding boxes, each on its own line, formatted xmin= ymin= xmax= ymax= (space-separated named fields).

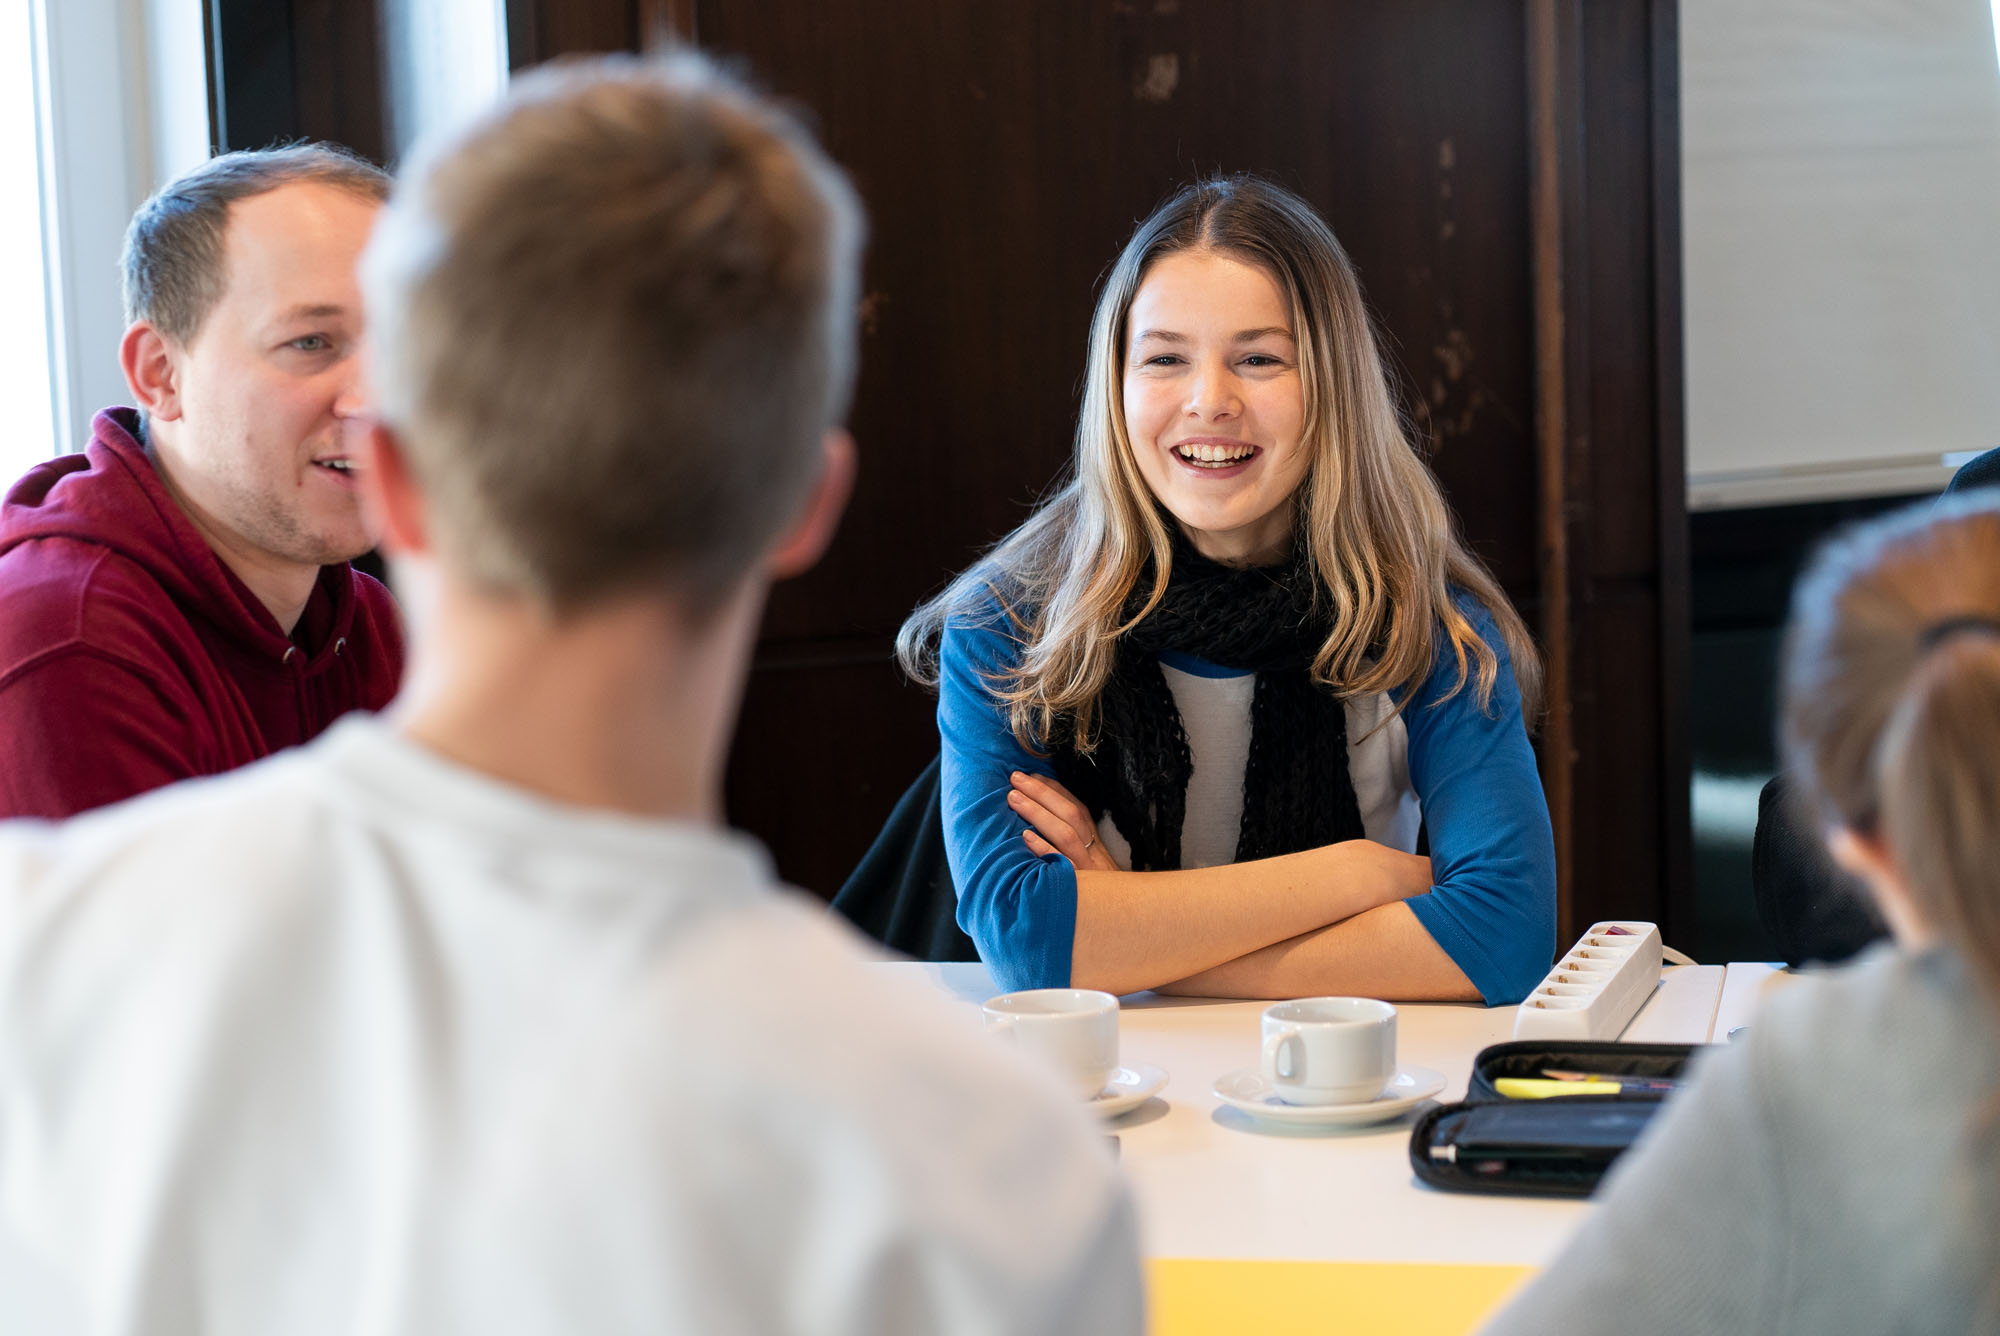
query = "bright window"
xmin=0 ymin=3 xmax=57 ymax=484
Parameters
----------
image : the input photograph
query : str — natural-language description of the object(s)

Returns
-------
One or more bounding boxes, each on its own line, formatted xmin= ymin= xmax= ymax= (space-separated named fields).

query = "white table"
xmin=895 ymin=961 xmax=1722 ymax=1265
xmin=1713 ymin=960 xmax=1791 ymax=1041
xmin=888 ymin=962 xmax=1727 ymax=1334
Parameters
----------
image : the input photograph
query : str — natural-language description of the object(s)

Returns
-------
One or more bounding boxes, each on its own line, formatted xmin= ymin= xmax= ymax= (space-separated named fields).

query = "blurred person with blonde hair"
xmin=1484 ymin=493 xmax=2000 ymax=1333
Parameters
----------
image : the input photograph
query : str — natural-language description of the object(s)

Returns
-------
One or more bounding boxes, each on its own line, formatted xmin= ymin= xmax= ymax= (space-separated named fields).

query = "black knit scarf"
xmin=1050 ymin=530 xmax=1366 ymax=871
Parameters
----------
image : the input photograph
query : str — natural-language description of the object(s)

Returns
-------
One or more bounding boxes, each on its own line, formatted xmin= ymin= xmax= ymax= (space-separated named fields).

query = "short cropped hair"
xmin=121 ymin=143 xmax=391 ymax=344
xmin=361 ymin=51 xmax=866 ymax=612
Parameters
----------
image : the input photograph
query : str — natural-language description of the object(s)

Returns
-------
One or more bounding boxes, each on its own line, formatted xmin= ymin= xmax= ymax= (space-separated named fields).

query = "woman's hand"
xmin=1008 ymin=771 xmax=1121 ymax=872
xmin=1336 ymin=839 xmax=1434 ymax=903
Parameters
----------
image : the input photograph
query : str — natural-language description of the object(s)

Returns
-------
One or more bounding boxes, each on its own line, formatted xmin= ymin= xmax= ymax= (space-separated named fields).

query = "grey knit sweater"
xmin=1482 ymin=945 xmax=1998 ymax=1335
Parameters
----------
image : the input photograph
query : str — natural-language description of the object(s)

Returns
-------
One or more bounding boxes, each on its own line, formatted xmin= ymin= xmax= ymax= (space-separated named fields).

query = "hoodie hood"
xmin=0 ymin=408 xmax=360 ymax=668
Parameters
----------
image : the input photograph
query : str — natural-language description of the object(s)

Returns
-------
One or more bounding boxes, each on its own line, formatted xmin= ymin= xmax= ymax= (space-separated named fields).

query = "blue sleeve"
xmin=1399 ymin=594 xmax=1558 ymax=1005
xmin=937 ymin=615 xmax=1077 ymax=991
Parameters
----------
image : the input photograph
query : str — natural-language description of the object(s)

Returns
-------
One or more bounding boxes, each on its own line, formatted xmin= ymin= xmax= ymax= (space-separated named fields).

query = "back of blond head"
xmin=1782 ymin=493 xmax=2000 ymax=1008
xmin=362 ymin=51 xmax=863 ymax=612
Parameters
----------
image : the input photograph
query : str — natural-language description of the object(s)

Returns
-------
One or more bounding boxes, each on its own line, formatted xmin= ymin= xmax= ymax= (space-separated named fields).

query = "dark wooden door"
xmin=205 ymin=0 xmax=387 ymax=160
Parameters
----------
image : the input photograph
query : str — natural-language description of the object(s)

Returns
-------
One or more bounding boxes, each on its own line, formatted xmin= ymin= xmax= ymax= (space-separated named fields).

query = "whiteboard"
xmin=1682 ymin=0 xmax=2000 ymax=509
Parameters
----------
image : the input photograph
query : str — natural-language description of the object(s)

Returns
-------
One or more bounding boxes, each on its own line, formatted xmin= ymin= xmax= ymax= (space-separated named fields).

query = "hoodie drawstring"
xmin=282 ymin=644 xmax=307 ymax=737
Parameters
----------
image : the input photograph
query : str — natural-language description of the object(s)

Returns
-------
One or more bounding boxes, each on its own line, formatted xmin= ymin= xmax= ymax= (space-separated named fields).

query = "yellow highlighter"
xmin=1494 ymin=1077 xmax=1626 ymax=1099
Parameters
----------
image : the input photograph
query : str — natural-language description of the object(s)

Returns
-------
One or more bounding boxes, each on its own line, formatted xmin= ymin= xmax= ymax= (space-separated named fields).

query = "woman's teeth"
xmin=1175 ymin=443 xmax=1255 ymax=468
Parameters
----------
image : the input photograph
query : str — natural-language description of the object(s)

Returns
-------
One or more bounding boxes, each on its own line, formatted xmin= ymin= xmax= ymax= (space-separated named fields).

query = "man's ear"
xmin=354 ymin=420 xmax=431 ymax=559
xmin=120 ymin=323 xmax=181 ymax=421
xmin=768 ymin=428 xmax=856 ymax=580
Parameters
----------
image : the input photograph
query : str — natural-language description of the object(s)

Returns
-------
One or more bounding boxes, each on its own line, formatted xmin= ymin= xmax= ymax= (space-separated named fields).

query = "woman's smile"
xmin=1170 ymin=435 xmax=1262 ymax=475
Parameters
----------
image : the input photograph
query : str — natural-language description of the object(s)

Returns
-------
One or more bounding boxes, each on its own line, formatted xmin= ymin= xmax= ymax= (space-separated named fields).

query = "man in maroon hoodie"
xmin=0 ymin=145 xmax=405 ymax=818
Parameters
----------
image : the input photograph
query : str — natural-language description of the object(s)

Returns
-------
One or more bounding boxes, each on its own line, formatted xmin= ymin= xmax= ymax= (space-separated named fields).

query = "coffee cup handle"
xmin=1261 ymin=1029 xmax=1302 ymax=1083
xmin=987 ymin=1016 xmax=1017 ymax=1040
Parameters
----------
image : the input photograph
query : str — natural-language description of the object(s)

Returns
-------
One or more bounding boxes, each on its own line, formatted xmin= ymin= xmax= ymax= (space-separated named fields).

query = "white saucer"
xmin=1211 ymin=1066 xmax=1445 ymax=1126
xmin=1090 ymin=1063 xmax=1169 ymax=1117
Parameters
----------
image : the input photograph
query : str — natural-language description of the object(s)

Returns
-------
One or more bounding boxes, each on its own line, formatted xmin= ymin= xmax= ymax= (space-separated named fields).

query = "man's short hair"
xmin=361 ymin=51 xmax=866 ymax=613
xmin=122 ymin=143 xmax=391 ymax=344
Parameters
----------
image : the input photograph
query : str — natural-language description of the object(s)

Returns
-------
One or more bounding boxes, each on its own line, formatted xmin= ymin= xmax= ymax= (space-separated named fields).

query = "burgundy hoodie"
xmin=0 ymin=408 xmax=404 ymax=818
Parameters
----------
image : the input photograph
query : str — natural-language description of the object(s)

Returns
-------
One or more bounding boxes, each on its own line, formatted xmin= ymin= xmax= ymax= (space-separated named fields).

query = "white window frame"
xmin=32 ymin=0 xmax=209 ymax=456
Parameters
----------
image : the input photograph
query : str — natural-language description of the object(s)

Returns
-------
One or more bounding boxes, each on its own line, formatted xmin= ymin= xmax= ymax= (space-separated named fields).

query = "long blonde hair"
xmin=898 ymin=176 xmax=1541 ymax=751
xmin=1782 ymin=493 xmax=2000 ymax=1009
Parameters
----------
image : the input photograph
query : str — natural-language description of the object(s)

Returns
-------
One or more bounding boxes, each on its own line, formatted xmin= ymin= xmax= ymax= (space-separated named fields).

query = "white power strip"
xmin=1513 ymin=921 xmax=1665 ymax=1042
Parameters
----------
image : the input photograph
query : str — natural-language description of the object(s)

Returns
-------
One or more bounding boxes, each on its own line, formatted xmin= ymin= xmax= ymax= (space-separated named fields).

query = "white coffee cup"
xmin=983 ymin=988 xmax=1119 ymax=1099
xmin=1260 ymin=996 xmax=1397 ymax=1106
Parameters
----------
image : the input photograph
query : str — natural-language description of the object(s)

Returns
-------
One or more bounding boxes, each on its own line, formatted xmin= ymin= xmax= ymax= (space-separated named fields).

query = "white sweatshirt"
xmin=0 ymin=718 xmax=1143 ymax=1336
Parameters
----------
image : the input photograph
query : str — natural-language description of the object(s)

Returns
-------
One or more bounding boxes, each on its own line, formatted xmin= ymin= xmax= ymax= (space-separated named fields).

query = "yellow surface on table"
xmin=1148 ymin=1259 xmax=1533 ymax=1336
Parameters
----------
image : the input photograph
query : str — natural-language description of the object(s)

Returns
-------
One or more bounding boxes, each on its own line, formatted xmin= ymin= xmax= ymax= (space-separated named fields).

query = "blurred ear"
xmin=1826 ymin=825 xmax=1892 ymax=886
xmin=768 ymin=428 xmax=856 ymax=580
xmin=1826 ymin=825 xmax=1932 ymax=948
xmin=120 ymin=323 xmax=182 ymax=421
xmin=354 ymin=421 xmax=431 ymax=559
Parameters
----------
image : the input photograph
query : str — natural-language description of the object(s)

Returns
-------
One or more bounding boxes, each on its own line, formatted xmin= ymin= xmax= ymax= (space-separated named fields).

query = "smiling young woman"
xmin=897 ymin=176 xmax=1555 ymax=1003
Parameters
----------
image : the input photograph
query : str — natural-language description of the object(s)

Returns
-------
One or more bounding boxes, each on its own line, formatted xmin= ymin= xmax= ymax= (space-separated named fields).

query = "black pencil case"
xmin=1407 ymin=1040 xmax=1699 ymax=1198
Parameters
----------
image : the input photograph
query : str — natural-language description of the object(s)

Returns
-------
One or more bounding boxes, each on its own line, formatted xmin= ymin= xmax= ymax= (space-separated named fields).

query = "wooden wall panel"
xmin=1532 ymin=0 xmax=1691 ymax=936
xmin=505 ymin=0 xmax=692 ymax=66
xmin=507 ymin=0 xmax=641 ymax=67
xmin=723 ymin=656 xmax=942 ymax=899
xmin=692 ymin=1 xmax=1541 ymax=649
